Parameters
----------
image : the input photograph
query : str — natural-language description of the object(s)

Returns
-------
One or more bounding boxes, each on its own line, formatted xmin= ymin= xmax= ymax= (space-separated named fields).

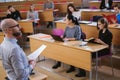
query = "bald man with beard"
xmin=0 ymin=19 xmax=36 ymax=80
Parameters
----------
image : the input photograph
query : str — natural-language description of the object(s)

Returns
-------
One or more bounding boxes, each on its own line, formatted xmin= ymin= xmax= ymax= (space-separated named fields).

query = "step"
xmin=30 ymin=71 xmax=47 ymax=80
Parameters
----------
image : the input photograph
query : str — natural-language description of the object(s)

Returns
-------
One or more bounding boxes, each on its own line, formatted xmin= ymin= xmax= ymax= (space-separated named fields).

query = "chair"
xmin=99 ymin=48 xmax=114 ymax=76
xmin=93 ymin=47 xmax=114 ymax=77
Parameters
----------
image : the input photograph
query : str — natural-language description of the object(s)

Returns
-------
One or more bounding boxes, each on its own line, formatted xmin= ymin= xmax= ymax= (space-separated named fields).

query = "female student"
xmin=100 ymin=0 xmax=113 ymax=10
xmin=92 ymin=18 xmax=113 ymax=58
xmin=52 ymin=14 xmax=86 ymax=77
xmin=27 ymin=4 xmax=39 ymax=27
xmin=67 ymin=3 xmax=81 ymax=20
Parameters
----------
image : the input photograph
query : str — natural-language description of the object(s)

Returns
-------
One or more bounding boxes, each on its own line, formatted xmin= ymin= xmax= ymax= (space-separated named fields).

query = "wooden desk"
xmin=28 ymin=33 xmax=108 ymax=80
xmin=0 ymin=10 xmax=54 ymax=22
xmin=90 ymin=1 xmax=120 ymax=9
xmin=18 ymin=20 xmax=34 ymax=33
xmin=55 ymin=20 xmax=120 ymax=46
xmin=81 ymin=9 xmax=114 ymax=21
xmin=0 ymin=2 xmax=70 ymax=13
xmin=0 ymin=32 xmax=4 ymax=43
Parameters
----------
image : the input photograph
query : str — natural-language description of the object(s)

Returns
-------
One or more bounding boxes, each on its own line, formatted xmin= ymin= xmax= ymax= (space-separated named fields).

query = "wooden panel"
xmin=29 ymin=38 xmax=92 ymax=71
xmin=0 ymin=32 xmax=4 ymax=43
xmin=81 ymin=11 xmax=114 ymax=21
xmin=56 ymin=22 xmax=66 ymax=30
xmin=109 ymin=25 xmax=120 ymax=46
xmin=18 ymin=21 xmax=34 ymax=33
xmin=90 ymin=1 xmax=120 ymax=9
xmin=0 ymin=2 xmax=70 ymax=13
xmin=55 ymin=3 xmax=67 ymax=13
xmin=39 ymin=10 xmax=54 ymax=21
xmin=0 ymin=60 xmax=6 ymax=80
xmin=18 ymin=10 xmax=54 ymax=21
xmin=80 ymin=24 xmax=98 ymax=39
xmin=67 ymin=0 xmax=82 ymax=7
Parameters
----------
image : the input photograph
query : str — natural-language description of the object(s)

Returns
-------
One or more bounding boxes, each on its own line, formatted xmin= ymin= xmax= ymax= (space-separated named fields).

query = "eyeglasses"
xmin=9 ymin=24 xmax=20 ymax=28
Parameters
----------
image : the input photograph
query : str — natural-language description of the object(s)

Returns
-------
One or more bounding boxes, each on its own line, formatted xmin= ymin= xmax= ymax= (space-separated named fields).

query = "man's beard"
xmin=12 ymin=31 xmax=22 ymax=38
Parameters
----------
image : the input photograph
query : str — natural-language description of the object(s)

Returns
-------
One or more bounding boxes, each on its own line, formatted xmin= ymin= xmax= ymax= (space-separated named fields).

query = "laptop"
xmin=51 ymin=35 xmax=64 ymax=42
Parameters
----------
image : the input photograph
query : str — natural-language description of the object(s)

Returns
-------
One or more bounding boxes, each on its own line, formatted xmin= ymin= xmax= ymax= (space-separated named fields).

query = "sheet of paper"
xmin=28 ymin=44 xmax=47 ymax=60
xmin=88 ymin=22 xmax=97 ymax=26
xmin=79 ymin=21 xmax=91 ymax=24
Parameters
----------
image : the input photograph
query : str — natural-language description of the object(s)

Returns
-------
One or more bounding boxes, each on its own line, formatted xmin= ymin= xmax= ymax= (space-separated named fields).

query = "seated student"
xmin=113 ymin=4 xmax=120 ymax=24
xmin=92 ymin=18 xmax=113 ymax=58
xmin=43 ymin=0 xmax=54 ymax=28
xmin=100 ymin=0 xmax=113 ymax=10
xmin=66 ymin=3 xmax=81 ymax=20
xmin=27 ymin=4 xmax=39 ymax=27
xmin=6 ymin=5 xmax=22 ymax=20
xmin=52 ymin=14 xmax=86 ymax=77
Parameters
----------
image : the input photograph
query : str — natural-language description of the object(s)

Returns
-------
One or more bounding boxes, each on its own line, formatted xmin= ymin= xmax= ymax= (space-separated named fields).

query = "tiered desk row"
xmin=90 ymin=1 xmax=120 ymax=9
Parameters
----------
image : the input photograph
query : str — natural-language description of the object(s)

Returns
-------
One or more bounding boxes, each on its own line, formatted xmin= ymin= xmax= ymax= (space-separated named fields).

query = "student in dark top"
xmin=52 ymin=14 xmax=86 ymax=77
xmin=92 ymin=18 xmax=113 ymax=58
xmin=100 ymin=0 xmax=113 ymax=10
xmin=7 ymin=5 xmax=22 ymax=20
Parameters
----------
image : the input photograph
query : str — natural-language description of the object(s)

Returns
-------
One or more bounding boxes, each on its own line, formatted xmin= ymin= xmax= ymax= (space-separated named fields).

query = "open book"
xmin=85 ymin=37 xmax=101 ymax=44
xmin=85 ymin=37 xmax=95 ymax=42
xmin=28 ymin=44 xmax=47 ymax=60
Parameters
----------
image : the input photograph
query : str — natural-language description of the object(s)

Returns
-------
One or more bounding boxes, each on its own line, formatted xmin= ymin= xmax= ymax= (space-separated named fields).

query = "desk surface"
xmin=28 ymin=33 xmax=108 ymax=71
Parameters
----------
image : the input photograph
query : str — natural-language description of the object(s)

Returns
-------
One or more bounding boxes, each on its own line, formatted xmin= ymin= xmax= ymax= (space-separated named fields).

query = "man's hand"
xmin=29 ymin=60 xmax=36 ymax=69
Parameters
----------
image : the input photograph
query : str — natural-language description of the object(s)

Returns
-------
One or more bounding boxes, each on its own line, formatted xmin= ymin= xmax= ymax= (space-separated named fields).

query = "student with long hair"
xmin=27 ymin=4 xmax=39 ymax=27
xmin=67 ymin=3 xmax=81 ymax=20
xmin=52 ymin=14 xmax=86 ymax=77
xmin=92 ymin=18 xmax=113 ymax=58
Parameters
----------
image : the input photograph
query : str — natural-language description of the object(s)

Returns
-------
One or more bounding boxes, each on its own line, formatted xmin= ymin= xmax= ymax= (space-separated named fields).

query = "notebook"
xmin=51 ymin=35 xmax=64 ymax=42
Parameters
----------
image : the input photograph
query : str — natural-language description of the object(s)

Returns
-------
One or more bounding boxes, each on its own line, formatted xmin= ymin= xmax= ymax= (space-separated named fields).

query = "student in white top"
xmin=27 ymin=4 xmax=39 ymax=27
xmin=67 ymin=3 xmax=81 ymax=20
